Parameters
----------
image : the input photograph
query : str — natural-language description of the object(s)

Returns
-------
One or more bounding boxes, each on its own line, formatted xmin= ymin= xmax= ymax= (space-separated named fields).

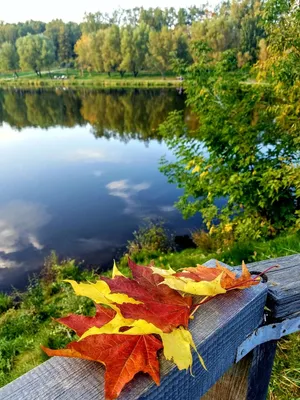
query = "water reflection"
xmin=0 ymin=88 xmax=197 ymax=138
xmin=0 ymin=89 xmax=200 ymax=291
xmin=0 ymin=200 xmax=51 ymax=254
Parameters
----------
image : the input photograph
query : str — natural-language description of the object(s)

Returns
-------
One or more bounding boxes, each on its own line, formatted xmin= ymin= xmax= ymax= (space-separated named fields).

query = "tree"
xmin=0 ymin=42 xmax=19 ymax=75
xmin=158 ymin=41 xmax=299 ymax=243
xmin=148 ymin=27 xmax=177 ymax=76
xmin=16 ymin=34 xmax=55 ymax=76
xmin=120 ymin=23 xmax=149 ymax=77
xmin=74 ymin=34 xmax=93 ymax=74
xmin=102 ymin=25 xmax=122 ymax=76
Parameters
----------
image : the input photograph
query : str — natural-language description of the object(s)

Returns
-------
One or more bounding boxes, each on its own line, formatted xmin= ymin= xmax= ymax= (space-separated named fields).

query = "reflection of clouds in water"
xmin=77 ymin=238 xmax=118 ymax=252
xmin=93 ymin=170 xmax=103 ymax=177
xmin=160 ymin=205 xmax=176 ymax=213
xmin=0 ymin=200 xmax=51 ymax=254
xmin=64 ymin=149 xmax=127 ymax=163
xmin=0 ymin=257 xmax=22 ymax=270
xmin=106 ymin=180 xmax=151 ymax=215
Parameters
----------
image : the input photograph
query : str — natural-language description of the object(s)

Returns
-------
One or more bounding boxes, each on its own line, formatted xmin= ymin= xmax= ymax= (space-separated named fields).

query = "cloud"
xmin=106 ymin=179 xmax=151 ymax=214
xmin=160 ymin=205 xmax=176 ymax=212
xmin=64 ymin=149 xmax=127 ymax=164
xmin=93 ymin=170 xmax=103 ymax=177
xmin=0 ymin=200 xmax=51 ymax=254
xmin=77 ymin=238 xmax=118 ymax=252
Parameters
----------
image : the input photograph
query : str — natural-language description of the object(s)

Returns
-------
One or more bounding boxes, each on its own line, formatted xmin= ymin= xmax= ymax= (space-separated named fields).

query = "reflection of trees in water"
xmin=0 ymin=89 xmax=195 ymax=142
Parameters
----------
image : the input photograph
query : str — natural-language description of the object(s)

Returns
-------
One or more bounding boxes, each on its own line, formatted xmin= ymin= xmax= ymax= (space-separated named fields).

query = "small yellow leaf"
xmin=150 ymin=266 xmax=176 ymax=277
xmin=161 ymin=327 xmax=206 ymax=372
xmin=79 ymin=314 xmax=162 ymax=340
xmin=161 ymin=273 xmax=226 ymax=296
xmin=64 ymin=280 xmax=141 ymax=307
xmin=112 ymin=260 xmax=125 ymax=278
xmin=192 ymin=165 xmax=200 ymax=173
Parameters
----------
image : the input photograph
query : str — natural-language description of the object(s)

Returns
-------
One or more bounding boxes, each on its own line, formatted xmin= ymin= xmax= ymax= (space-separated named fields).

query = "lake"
xmin=0 ymin=88 xmax=200 ymax=291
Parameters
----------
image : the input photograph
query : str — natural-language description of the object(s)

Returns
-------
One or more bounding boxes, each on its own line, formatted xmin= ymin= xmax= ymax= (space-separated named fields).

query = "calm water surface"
xmin=0 ymin=88 xmax=200 ymax=290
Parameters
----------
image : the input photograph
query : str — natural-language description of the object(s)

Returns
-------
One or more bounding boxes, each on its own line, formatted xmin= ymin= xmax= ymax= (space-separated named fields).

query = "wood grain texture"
xmin=0 ymin=260 xmax=268 ymax=400
xmin=246 ymin=340 xmax=278 ymax=400
xmin=201 ymin=354 xmax=251 ymax=400
xmin=246 ymin=255 xmax=300 ymax=319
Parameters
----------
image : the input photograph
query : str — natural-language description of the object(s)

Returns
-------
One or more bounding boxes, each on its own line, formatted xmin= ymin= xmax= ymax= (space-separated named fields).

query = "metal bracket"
xmin=236 ymin=316 xmax=300 ymax=362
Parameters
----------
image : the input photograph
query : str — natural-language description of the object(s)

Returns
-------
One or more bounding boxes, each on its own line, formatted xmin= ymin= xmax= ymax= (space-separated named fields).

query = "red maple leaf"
xmin=57 ymin=304 xmax=116 ymax=337
xmin=42 ymin=333 xmax=162 ymax=400
xmin=102 ymin=258 xmax=192 ymax=331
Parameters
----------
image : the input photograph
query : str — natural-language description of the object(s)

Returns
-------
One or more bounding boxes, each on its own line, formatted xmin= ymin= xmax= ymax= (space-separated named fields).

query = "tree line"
xmin=0 ymin=2 xmax=267 ymax=77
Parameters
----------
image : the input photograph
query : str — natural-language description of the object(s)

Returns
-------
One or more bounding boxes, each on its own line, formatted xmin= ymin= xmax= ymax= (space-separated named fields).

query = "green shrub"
xmin=127 ymin=220 xmax=174 ymax=255
xmin=0 ymin=293 xmax=13 ymax=314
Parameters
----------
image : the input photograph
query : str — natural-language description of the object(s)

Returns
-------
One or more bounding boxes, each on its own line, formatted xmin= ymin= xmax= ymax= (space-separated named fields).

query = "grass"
xmin=0 ymin=232 xmax=299 ymax=397
xmin=0 ymin=69 xmax=180 ymax=89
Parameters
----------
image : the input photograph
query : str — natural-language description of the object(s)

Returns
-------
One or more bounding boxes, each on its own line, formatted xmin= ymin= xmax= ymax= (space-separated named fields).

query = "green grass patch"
xmin=0 ymin=69 xmax=179 ymax=89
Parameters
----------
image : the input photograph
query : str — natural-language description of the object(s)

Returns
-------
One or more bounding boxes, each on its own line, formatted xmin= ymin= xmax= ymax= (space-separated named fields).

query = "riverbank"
xmin=0 ymin=69 xmax=180 ymax=89
xmin=0 ymin=231 xmax=299 ymax=398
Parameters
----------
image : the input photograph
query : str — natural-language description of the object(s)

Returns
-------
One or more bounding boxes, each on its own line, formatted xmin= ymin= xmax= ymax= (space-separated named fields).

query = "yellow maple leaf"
xmin=112 ymin=260 xmax=125 ymax=278
xmin=161 ymin=273 xmax=226 ymax=296
xmin=64 ymin=280 xmax=141 ymax=307
xmin=150 ymin=265 xmax=176 ymax=276
xmin=79 ymin=315 xmax=206 ymax=372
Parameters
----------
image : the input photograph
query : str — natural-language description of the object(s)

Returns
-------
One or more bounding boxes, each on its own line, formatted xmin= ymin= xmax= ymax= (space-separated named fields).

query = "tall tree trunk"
xmin=133 ymin=70 xmax=139 ymax=77
xmin=119 ymin=70 xmax=125 ymax=78
xmin=107 ymin=71 xmax=111 ymax=77
xmin=14 ymin=71 xmax=19 ymax=78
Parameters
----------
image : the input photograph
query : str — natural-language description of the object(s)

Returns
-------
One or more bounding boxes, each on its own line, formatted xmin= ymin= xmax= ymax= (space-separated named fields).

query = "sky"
xmin=2 ymin=0 xmax=219 ymax=23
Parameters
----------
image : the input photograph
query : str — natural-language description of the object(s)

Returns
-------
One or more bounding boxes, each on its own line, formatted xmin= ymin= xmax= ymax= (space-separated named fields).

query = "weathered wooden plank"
xmin=0 ymin=261 xmax=267 ymax=400
xmin=246 ymin=255 xmax=300 ymax=319
xmin=246 ymin=340 xmax=278 ymax=400
xmin=200 ymin=355 xmax=251 ymax=400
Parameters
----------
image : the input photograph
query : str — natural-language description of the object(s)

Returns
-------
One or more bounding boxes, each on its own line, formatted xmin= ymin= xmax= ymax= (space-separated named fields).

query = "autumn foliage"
xmin=42 ymin=258 xmax=260 ymax=399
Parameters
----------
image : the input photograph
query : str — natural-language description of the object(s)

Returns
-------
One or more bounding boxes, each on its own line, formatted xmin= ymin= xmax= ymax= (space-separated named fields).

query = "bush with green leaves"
xmin=159 ymin=37 xmax=299 ymax=243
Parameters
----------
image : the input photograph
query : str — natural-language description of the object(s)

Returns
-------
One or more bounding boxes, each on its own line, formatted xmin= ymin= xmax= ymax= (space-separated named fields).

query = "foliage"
xmin=16 ymin=34 xmax=55 ymax=75
xmin=42 ymin=257 xmax=258 ymax=399
xmin=0 ymin=2 xmax=270 ymax=78
xmin=127 ymin=220 xmax=174 ymax=256
xmin=158 ymin=30 xmax=300 ymax=242
xmin=0 ymin=42 xmax=18 ymax=73
xmin=0 ymin=293 xmax=13 ymax=314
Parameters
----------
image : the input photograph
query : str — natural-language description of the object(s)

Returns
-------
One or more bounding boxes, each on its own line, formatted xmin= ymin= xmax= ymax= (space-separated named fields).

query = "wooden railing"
xmin=1 ymin=255 xmax=299 ymax=400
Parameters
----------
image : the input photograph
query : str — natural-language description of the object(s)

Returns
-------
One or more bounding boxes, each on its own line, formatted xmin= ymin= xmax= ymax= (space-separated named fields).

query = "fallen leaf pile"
xmin=42 ymin=258 xmax=261 ymax=399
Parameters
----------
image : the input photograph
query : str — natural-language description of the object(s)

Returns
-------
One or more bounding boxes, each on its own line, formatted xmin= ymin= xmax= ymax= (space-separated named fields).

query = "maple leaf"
xmin=79 ymin=313 xmax=205 ymax=373
xmin=64 ymin=279 xmax=142 ymax=308
xmin=42 ymin=333 xmax=162 ymax=400
xmin=101 ymin=258 xmax=192 ymax=332
xmin=57 ymin=304 xmax=116 ymax=337
xmin=151 ymin=261 xmax=260 ymax=296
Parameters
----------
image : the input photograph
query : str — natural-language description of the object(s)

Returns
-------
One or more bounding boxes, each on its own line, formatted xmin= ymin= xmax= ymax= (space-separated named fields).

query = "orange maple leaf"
xmin=42 ymin=333 xmax=162 ymax=400
xmin=175 ymin=261 xmax=260 ymax=290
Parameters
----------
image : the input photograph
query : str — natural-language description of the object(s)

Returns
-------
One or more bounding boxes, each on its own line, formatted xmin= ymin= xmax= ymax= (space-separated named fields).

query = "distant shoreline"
xmin=0 ymin=70 xmax=182 ymax=89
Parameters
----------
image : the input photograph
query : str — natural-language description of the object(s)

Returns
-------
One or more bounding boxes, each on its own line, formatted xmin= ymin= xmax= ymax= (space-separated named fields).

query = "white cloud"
xmin=0 ymin=200 xmax=51 ymax=254
xmin=93 ymin=170 xmax=103 ymax=177
xmin=160 ymin=205 xmax=176 ymax=212
xmin=65 ymin=148 xmax=128 ymax=164
xmin=106 ymin=179 xmax=151 ymax=214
